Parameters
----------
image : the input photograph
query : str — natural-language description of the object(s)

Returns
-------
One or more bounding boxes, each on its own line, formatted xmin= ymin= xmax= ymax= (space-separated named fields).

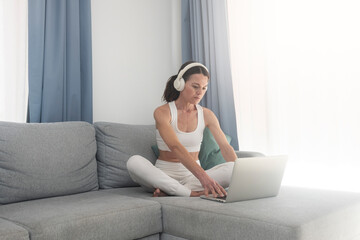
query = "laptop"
xmin=200 ymin=155 xmax=288 ymax=203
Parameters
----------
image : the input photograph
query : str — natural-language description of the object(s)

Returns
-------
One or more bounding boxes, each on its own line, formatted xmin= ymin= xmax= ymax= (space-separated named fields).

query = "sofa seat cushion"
xmin=0 ymin=121 xmax=98 ymax=204
xmin=112 ymin=187 xmax=360 ymax=240
xmin=0 ymin=190 xmax=162 ymax=240
xmin=0 ymin=218 xmax=29 ymax=240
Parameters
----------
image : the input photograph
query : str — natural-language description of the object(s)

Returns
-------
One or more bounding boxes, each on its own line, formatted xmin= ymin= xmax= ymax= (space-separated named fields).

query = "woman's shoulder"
xmin=201 ymin=107 xmax=218 ymax=125
xmin=154 ymin=103 xmax=170 ymax=113
xmin=154 ymin=103 xmax=171 ymax=121
xmin=201 ymin=106 xmax=214 ymax=117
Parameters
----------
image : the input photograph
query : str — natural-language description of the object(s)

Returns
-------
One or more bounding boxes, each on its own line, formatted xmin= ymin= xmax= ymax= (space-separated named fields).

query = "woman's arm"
xmin=204 ymin=108 xmax=237 ymax=162
xmin=154 ymin=106 xmax=226 ymax=197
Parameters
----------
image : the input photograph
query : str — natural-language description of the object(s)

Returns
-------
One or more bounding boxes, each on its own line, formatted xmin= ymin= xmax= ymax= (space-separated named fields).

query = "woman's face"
xmin=181 ymin=73 xmax=209 ymax=104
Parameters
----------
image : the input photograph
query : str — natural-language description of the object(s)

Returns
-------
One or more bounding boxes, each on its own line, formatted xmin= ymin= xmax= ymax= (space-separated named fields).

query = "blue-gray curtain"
xmin=182 ymin=0 xmax=239 ymax=150
xmin=28 ymin=0 xmax=93 ymax=123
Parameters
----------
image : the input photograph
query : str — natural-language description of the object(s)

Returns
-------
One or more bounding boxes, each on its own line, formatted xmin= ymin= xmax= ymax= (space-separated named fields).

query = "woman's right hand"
xmin=198 ymin=173 xmax=227 ymax=197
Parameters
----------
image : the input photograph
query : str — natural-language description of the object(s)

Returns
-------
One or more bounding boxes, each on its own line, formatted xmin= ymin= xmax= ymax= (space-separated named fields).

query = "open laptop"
xmin=200 ymin=155 xmax=288 ymax=203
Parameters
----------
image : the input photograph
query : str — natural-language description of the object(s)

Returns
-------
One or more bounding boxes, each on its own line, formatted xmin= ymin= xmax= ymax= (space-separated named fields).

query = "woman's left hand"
xmin=198 ymin=173 xmax=227 ymax=197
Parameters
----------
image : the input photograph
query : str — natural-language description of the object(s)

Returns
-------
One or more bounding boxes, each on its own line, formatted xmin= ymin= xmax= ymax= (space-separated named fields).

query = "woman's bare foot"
xmin=153 ymin=188 xmax=168 ymax=197
xmin=190 ymin=190 xmax=205 ymax=197
xmin=153 ymin=189 xmax=205 ymax=197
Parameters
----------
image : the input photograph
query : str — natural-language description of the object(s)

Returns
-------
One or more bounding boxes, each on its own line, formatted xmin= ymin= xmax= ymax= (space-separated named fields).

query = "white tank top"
xmin=156 ymin=101 xmax=205 ymax=152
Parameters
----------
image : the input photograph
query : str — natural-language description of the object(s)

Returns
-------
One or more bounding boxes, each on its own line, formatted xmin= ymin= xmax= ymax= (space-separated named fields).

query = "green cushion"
xmin=151 ymin=127 xmax=231 ymax=170
xmin=151 ymin=145 xmax=160 ymax=159
xmin=199 ymin=127 xmax=232 ymax=170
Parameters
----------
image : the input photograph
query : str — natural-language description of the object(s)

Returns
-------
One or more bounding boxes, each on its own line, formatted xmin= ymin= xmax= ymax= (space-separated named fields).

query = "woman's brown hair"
xmin=162 ymin=61 xmax=210 ymax=102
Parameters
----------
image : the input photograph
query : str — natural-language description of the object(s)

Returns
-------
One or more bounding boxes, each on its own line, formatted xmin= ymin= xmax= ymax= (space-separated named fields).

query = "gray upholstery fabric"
xmin=160 ymin=233 xmax=187 ymax=240
xmin=109 ymin=187 xmax=360 ymax=240
xmin=0 ymin=218 xmax=29 ymax=240
xmin=2 ymin=120 xmax=360 ymax=240
xmin=0 ymin=190 xmax=162 ymax=240
xmin=0 ymin=121 xmax=98 ymax=204
xmin=138 ymin=233 xmax=160 ymax=240
xmin=94 ymin=122 xmax=157 ymax=188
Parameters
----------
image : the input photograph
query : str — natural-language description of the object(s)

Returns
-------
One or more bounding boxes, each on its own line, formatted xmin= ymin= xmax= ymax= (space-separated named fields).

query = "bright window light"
xmin=228 ymin=0 xmax=360 ymax=192
xmin=0 ymin=0 xmax=28 ymax=123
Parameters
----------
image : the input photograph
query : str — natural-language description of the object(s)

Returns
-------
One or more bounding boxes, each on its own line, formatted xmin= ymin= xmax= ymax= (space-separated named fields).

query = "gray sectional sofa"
xmin=0 ymin=121 xmax=360 ymax=240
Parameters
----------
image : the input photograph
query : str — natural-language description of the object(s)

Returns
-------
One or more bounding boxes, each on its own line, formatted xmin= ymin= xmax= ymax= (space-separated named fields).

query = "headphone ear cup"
xmin=174 ymin=78 xmax=185 ymax=91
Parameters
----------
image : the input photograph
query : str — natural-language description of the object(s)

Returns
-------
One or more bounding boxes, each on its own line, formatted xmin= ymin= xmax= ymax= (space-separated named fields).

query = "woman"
xmin=127 ymin=61 xmax=237 ymax=197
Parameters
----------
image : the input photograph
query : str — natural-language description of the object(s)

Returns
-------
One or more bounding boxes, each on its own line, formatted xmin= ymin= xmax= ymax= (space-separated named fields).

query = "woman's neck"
xmin=174 ymin=99 xmax=196 ymax=112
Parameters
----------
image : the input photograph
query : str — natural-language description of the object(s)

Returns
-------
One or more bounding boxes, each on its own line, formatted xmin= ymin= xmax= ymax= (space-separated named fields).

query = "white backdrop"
xmin=91 ymin=0 xmax=182 ymax=125
xmin=228 ymin=0 xmax=360 ymax=192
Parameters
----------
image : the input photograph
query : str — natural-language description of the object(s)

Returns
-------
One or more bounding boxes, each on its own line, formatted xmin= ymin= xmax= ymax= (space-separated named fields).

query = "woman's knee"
xmin=127 ymin=155 xmax=146 ymax=172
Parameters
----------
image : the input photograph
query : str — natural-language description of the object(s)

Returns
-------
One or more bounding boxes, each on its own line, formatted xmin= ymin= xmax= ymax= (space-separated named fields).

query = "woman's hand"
xmin=198 ymin=173 xmax=227 ymax=197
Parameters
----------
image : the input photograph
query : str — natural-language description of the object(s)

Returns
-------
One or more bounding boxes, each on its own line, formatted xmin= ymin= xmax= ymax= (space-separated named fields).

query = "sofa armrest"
xmin=235 ymin=151 xmax=265 ymax=158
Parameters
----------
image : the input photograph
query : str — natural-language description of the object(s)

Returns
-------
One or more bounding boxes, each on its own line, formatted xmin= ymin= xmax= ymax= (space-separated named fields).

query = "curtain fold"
xmin=27 ymin=0 xmax=92 ymax=123
xmin=182 ymin=0 xmax=239 ymax=150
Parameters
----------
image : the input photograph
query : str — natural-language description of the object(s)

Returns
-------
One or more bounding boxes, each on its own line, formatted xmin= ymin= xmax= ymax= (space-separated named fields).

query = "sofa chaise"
xmin=0 ymin=121 xmax=359 ymax=240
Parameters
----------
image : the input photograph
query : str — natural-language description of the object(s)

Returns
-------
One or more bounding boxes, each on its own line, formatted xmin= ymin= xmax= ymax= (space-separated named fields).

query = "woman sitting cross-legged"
xmin=127 ymin=61 xmax=237 ymax=197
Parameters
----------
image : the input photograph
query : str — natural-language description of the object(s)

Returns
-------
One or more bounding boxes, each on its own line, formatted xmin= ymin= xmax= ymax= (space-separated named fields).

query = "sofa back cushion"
xmin=94 ymin=122 xmax=157 ymax=188
xmin=0 ymin=121 xmax=98 ymax=204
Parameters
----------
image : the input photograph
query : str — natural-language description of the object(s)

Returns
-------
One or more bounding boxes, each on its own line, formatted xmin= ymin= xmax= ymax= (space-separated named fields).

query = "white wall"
xmin=91 ymin=0 xmax=182 ymax=124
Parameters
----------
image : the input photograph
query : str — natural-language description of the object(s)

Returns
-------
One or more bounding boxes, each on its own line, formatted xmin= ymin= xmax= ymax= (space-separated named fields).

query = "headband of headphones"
xmin=173 ymin=62 xmax=209 ymax=92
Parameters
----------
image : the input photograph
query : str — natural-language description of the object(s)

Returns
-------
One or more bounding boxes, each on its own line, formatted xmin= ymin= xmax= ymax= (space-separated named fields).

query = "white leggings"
xmin=127 ymin=155 xmax=234 ymax=197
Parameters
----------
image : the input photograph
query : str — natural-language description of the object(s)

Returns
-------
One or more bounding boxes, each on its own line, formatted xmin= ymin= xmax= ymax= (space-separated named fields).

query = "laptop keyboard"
xmin=217 ymin=188 xmax=228 ymax=199
xmin=216 ymin=195 xmax=227 ymax=200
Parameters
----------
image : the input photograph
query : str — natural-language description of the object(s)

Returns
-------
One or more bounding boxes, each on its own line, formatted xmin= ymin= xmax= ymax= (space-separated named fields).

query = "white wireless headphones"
xmin=173 ymin=62 xmax=209 ymax=92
